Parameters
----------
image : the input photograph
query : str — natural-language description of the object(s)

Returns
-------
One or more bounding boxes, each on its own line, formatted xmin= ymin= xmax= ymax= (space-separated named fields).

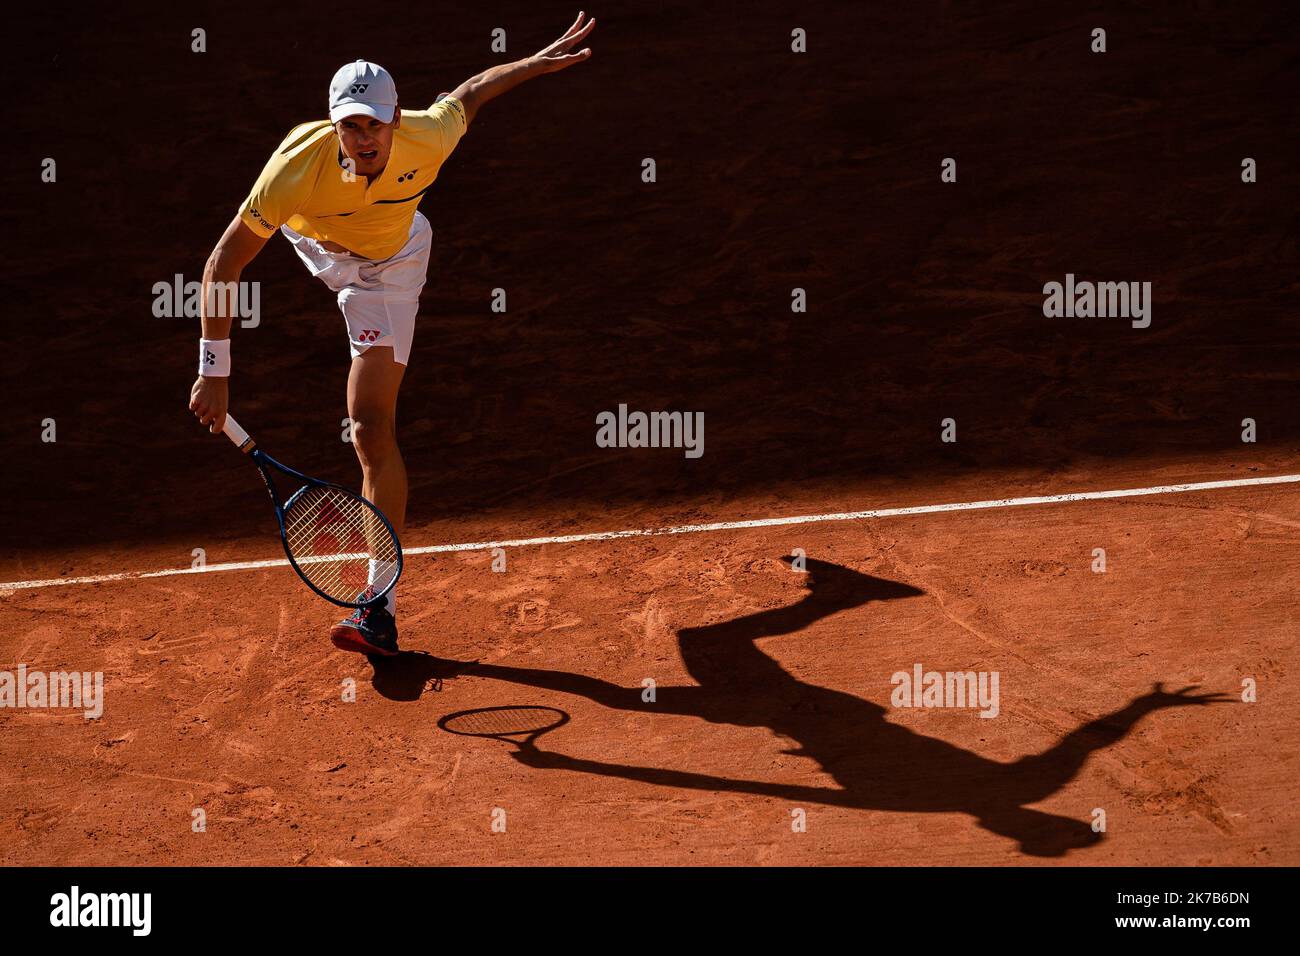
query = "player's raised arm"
xmin=447 ymin=10 xmax=595 ymax=126
xmin=189 ymin=215 xmax=269 ymax=434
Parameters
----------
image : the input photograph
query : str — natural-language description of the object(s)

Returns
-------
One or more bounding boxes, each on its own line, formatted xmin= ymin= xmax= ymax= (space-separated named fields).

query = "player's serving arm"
xmin=188 ymin=12 xmax=595 ymax=656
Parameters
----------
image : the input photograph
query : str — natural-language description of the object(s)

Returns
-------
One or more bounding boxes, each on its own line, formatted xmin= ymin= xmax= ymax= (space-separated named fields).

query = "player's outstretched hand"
xmin=1143 ymin=682 xmax=1234 ymax=708
xmin=533 ymin=11 xmax=595 ymax=73
xmin=189 ymin=375 xmax=228 ymax=434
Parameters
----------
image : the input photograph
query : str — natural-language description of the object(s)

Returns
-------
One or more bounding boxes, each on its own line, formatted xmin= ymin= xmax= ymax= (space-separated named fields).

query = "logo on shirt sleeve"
xmin=247 ymin=206 xmax=273 ymax=230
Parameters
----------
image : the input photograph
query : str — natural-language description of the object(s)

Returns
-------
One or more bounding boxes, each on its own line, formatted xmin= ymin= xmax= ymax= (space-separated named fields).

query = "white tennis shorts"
xmin=281 ymin=211 xmax=433 ymax=366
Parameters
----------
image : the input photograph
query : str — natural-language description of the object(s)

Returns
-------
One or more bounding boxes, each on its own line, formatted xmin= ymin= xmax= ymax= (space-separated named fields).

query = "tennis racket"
xmin=438 ymin=706 xmax=570 ymax=749
xmin=221 ymin=414 xmax=402 ymax=609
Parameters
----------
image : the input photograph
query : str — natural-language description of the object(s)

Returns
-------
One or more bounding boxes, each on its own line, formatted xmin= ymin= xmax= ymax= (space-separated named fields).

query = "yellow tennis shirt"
xmin=239 ymin=96 xmax=467 ymax=261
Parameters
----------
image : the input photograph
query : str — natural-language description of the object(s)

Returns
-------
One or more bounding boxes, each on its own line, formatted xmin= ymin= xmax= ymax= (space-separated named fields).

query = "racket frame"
xmin=438 ymin=706 xmax=571 ymax=744
xmin=224 ymin=415 xmax=403 ymax=609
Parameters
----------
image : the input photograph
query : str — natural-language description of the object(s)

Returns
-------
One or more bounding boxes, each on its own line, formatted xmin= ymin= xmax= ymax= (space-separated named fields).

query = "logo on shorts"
xmin=349 ymin=83 xmax=369 ymax=94
xmin=357 ymin=329 xmax=381 ymax=342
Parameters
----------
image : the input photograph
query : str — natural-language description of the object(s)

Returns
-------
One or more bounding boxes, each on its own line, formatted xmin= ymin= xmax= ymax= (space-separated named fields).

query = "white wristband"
xmin=199 ymin=338 xmax=231 ymax=377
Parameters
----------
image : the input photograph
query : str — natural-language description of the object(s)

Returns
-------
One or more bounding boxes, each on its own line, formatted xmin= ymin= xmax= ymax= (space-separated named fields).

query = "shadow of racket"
xmin=438 ymin=706 xmax=570 ymax=752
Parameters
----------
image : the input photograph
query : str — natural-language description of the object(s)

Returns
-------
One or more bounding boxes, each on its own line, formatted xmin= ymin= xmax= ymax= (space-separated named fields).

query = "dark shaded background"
xmin=4 ymin=0 xmax=1297 ymax=556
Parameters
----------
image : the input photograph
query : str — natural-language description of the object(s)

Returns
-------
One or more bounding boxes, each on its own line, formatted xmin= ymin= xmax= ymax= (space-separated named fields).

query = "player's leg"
xmin=347 ymin=345 xmax=408 ymax=536
xmin=341 ymin=214 xmax=428 ymax=543
xmin=348 ymin=344 xmax=408 ymax=622
xmin=329 ymin=345 xmax=406 ymax=656
xmin=323 ymin=215 xmax=428 ymax=655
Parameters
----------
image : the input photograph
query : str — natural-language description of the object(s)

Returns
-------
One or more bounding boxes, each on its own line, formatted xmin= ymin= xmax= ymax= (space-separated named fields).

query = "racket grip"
xmin=222 ymin=415 xmax=255 ymax=452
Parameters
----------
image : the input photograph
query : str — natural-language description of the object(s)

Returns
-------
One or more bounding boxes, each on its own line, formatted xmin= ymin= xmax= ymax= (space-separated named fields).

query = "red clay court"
xmin=2 ymin=2 xmax=1296 ymax=866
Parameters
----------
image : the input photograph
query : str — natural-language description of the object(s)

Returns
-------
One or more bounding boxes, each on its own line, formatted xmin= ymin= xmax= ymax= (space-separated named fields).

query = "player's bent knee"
xmin=351 ymin=418 xmax=398 ymax=467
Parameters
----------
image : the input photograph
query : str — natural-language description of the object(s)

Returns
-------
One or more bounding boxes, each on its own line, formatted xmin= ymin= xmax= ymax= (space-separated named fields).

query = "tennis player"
xmin=190 ymin=13 xmax=595 ymax=655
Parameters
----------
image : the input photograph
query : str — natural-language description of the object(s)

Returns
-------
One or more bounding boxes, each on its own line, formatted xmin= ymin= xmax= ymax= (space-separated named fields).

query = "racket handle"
xmin=222 ymin=415 xmax=256 ymax=452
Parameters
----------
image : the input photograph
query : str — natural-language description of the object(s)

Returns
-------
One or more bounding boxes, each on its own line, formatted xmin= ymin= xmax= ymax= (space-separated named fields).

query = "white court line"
xmin=3 ymin=472 xmax=1298 ymax=593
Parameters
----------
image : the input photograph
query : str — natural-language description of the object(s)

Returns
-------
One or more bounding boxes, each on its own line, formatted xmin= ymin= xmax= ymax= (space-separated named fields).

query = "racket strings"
xmin=283 ymin=486 xmax=399 ymax=602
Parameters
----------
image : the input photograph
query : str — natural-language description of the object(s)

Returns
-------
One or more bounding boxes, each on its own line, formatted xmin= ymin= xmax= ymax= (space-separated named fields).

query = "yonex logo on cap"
xmin=349 ymin=83 xmax=369 ymax=94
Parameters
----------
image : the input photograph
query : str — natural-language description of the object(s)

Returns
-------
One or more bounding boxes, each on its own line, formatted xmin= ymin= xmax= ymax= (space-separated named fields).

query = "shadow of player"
xmin=370 ymin=650 xmax=478 ymax=701
xmin=441 ymin=557 xmax=1231 ymax=856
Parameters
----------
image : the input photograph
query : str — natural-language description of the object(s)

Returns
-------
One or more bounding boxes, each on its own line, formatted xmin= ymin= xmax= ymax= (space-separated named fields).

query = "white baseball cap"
xmin=328 ymin=60 xmax=398 ymax=123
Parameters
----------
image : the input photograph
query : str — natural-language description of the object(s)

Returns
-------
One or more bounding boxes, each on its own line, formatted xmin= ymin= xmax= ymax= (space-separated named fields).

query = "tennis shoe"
xmin=330 ymin=587 xmax=400 ymax=657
